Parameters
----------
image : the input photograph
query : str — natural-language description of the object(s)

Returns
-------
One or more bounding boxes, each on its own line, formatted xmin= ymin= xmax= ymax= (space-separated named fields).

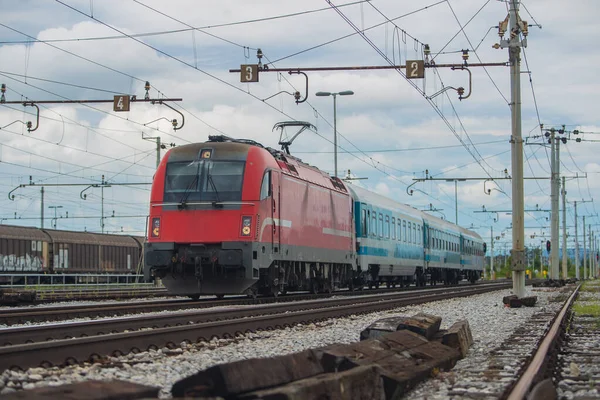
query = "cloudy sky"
xmin=0 ymin=0 xmax=598 ymax=255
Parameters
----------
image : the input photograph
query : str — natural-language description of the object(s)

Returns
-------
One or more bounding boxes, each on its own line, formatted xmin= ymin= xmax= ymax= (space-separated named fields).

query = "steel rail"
xmin=0 ymin=284 xmax=510 ymax=371
xmin=0 ymin=281 xmax=512 ymax=325
xmin=505 ymin=284 xmax=580 ymax=400
xmin=0 ymin=283 xmax=512 ymax=346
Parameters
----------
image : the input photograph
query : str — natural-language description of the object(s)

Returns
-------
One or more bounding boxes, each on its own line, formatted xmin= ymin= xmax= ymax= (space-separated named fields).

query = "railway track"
xmin=407 ymin=282 xmax=580 ymax=399
xmin=0 ymin=281 xmax=511 ymax=372
xmin=34 ymin=287 xmax=169 ymax=302
xmin=555 ymin=281 xmax=600 ymax=399
xmin=0 ymin=280 xmax=508 ymax=326
xmin=0 ymin=287 xmax=170 ymax=306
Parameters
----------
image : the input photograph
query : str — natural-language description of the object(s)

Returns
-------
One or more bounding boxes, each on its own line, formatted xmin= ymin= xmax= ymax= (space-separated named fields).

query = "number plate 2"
xmin=406 ymin=60 xmax=424 ymax=79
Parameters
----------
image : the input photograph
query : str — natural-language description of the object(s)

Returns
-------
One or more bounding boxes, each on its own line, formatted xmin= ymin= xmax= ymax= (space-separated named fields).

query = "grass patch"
xmin=580 ymin=285 xmax=600 ymax=293
xmin=573 ymin=303 xmax=600 ymax=317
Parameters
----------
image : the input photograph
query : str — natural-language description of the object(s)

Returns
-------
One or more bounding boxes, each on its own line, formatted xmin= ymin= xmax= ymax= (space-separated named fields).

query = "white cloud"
xmin=0 ymin=0 xmax=598 ymax=243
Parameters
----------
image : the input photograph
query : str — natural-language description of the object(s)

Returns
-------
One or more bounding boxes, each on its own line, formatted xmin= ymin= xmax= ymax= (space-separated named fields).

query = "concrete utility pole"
xmin=503 ymin=0 xmax=527 ymax=297
xmin=594 ymin=237 xmax=598 ymax=279
xmin=550 ymin=129 xmax=560 ymax=280
xmin=561 ymin=176 xmax=568 ymax=279
xmin=574 ymin=201 xmax=579 ymax=279
xmin=491 ymin=226 xmax=495 ymax=279
xmin=40 ymin=187 xmax=44 ymax=229
xmin=589 ymin=225 xmax=592 ymax=279
xmin=583 ymin=216 xmax=587 ymax=279
xmin=142 ymin=134 xmax=173 ymax=169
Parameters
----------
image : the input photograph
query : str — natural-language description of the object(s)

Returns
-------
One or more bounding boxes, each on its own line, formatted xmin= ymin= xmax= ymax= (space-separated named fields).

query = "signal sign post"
xmin=113 ymin=95 xmax=131 ymax=112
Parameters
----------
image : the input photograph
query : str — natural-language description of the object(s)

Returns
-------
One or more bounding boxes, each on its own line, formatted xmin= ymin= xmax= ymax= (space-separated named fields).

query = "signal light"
xmin=546 ymin=240 xmax=551 ymax=252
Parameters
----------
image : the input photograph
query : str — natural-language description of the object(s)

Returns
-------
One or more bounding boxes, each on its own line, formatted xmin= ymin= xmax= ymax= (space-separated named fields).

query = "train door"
xmin=270 ymin=170 xmax=281 ymax=253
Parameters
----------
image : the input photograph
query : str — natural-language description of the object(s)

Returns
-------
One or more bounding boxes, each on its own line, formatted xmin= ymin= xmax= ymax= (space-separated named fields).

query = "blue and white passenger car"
xmin=348 ymin=183 xmax=484 ymax=287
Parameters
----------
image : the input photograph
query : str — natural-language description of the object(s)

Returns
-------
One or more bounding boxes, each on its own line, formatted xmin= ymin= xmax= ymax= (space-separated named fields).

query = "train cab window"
xmin=362 ymin=209 xmax=368 ymax=237
xmin=403 ymin=221 xmax=407 ymax=242
xmin=391 ymin=218 xmax=396 ymax=240
xmin=164 ymin=159 xmax=245 ymax=202
xmin=408 ymin=222 xmax=412 ymax=243
xmin=260 ymin=171 xmax=271 ymax=200
xmin=418 ymin=226 xmax=421 ymax=245
xmin=378 ymin=214 xmax=383 ymax=238
xmin=413 ymin=225 xmax=416 ymax=244
xmin=385 ymin=216 xmax=390 ymax=239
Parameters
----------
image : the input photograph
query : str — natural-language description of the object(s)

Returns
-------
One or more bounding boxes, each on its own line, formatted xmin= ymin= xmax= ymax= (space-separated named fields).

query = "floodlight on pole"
xmin=315 ymin=90 xmax=354 ymax=178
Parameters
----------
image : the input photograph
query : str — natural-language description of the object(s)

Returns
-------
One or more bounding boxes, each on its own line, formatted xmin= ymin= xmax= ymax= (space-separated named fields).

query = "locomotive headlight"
xmin=241 ymin=216 xmax=252 ymax=237
xmin=151 ymin=217 xmax=160 ymax=238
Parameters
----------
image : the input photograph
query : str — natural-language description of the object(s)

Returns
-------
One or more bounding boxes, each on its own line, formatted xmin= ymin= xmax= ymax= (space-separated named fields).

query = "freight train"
xmin=0 ymin=224 xmax=144 ymax=280
xmin=144 ymin=135 xmax=485 ymax=298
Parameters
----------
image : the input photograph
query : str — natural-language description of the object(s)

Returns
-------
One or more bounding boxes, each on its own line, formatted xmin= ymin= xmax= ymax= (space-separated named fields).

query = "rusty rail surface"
xmin=0 ymin=283 xmax=511 ymax=371
xmin=504 ymin=284 xmax=580 ymax=400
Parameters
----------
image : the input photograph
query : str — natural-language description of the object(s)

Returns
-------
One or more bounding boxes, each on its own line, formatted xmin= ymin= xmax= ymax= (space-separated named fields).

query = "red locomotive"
xmin=144 ymin=135 xmax=356 ymax=298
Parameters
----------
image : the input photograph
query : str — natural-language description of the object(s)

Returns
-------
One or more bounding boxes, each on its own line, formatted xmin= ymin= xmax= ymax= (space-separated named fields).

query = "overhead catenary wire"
xmin=0 ymin=22 xmax=219 ymax=140
xmin=295 ymin=139 xmax=506 ymax=153
xmin=325 ymin=1 xmax=503 ymax=191
xmin=0 ymin=1 xmax=370 ymax=45
xmin=265 ymin=0 xmax=447 ymax=66
xmin=0 ymin=73 xmax=190 ymax=146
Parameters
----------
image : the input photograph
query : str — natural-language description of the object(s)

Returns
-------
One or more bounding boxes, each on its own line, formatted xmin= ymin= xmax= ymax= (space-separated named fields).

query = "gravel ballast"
xmin=0 ymin=286 xmax=558 ymax=398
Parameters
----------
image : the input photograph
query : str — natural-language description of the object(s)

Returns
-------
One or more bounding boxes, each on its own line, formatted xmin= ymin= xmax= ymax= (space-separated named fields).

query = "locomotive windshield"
xmin=164 ymin=160 xmax=245 ymax=203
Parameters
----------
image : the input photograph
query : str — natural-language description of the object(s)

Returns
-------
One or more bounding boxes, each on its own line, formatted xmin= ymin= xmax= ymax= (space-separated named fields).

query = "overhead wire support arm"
xmin=426 ymin=66 xmax=472 ymax=101
xmin=0 ymin=97 xmax=182 ymax=105
xmin=150 ymin=99 xmax=185 ymax=131
xmin=1 ymin=82 xmax=184 ymax=131
xmin=229 ymin=62 xmax=507 ymax=74
xmin=288 ymin=70 xmax=308 ymax=104
xmin=7 ymin=180 xmax=150 ymax=200
xmin=232 ymin=56 xmax=506 ymax=104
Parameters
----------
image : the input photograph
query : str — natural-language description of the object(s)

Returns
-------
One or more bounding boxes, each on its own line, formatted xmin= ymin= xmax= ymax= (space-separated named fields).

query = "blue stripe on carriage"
xmin=358 ymin=246 xmax=389 ymax=257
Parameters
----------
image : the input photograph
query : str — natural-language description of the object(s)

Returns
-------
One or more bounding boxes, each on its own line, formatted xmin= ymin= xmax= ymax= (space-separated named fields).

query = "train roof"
xmin=457 ymin=226 xmax=483 ymax=241
xmin=43 ymin=229 xmax=141 ymax=247
xmin=421 ymin=212 xmax=465 ymax=232
xmin=347 ymin=183 xmax=425 ymax=221
xmin=0 ymin=225 xmax=50 ymax=241
xmin=172 ymin=135 xmax=350 ymax=195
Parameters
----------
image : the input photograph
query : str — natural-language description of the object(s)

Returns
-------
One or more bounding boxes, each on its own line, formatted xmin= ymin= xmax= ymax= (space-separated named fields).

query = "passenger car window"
xmin=371 ymin=213 xmax=377 ymax=237
xmin=385 ymin=216 xmax=390 ymax=239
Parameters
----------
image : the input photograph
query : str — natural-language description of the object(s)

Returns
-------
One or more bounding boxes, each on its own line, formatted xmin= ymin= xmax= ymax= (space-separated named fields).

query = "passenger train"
xmin=144 ymin=135 xmax=485 ymax=298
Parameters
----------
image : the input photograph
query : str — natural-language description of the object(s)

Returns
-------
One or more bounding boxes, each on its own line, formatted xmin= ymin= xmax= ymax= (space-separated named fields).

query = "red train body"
xmin=144 ymin=136 xmax=356 ymax=297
